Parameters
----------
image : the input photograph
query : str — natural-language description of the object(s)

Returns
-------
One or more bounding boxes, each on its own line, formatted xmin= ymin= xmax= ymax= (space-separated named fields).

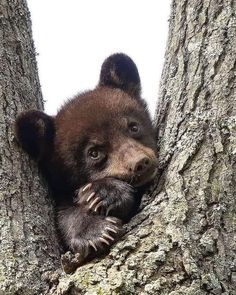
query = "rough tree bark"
xmin=50 ymin=0 xmax=236 ymax=294
xmin=0 ymin=1 xmax=60 ymax=294
xmin=1 ymin=0 xmax=236 ymax=294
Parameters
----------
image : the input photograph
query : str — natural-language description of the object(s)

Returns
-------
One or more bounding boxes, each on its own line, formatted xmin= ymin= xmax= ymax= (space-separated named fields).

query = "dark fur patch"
xmin=15 ymin=110 xmax=54 ymax=159
xmin=99 ymin=53 xmax=141 ymax=97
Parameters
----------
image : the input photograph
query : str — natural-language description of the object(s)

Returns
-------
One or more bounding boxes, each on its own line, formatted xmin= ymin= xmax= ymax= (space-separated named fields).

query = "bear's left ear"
xmin=98 ymin=53 xmax=141 ymax=97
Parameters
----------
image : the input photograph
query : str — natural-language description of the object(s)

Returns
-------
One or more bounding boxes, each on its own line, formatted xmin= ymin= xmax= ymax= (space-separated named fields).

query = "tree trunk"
xmin=50 ymin=0 xmax=236 ymax=294
xmin=0 ymin=1 xmax=60 ymax=294
xmin=2 ymin=0 xmax=236 ymax=294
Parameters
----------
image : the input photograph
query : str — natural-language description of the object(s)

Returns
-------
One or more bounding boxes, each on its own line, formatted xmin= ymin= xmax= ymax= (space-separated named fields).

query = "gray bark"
xmin=50 ymin=0 xmax=236 ymax=294
xmin=0 ymin=1 xmax=60 ymax=294
xmin=1 ymin=0 xmax=236 ymax=294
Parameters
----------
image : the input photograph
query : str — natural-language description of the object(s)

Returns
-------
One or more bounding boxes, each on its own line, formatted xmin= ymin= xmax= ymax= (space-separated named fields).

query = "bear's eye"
xmin=88 ymin=147 xmax=101 ymax=160
xmin=128 ymin=122 xmax=139 ymax=133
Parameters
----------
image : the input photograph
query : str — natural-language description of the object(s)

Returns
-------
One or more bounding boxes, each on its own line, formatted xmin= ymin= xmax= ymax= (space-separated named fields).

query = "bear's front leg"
xmin=58 ymin=205 xmax=122 ymax=263
xmin=75 ymin=178 xmax=136 ymax=222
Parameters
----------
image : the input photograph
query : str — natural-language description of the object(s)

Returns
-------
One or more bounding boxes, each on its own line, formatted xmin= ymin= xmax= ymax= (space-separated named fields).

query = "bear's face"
xmin=16 ymin=53 xmax=158 ymax=190
xmin=55 ymin=87 xmax=157 ymax=187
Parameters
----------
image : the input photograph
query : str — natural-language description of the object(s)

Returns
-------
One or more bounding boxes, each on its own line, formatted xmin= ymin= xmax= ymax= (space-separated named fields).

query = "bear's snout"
xmin=131 ymin=156 xmax=152 ymax=174
xmin=128 ymin=153 xmax=157 ymax=187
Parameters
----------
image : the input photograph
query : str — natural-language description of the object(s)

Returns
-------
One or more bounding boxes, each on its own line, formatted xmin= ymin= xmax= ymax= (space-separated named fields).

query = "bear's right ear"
xmin=15 ymin=110 xmax=55 ymax=160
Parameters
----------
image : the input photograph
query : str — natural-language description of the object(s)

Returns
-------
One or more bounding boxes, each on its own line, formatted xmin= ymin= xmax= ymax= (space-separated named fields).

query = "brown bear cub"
xmin=15 ymin=53 xmax=158 ymax=264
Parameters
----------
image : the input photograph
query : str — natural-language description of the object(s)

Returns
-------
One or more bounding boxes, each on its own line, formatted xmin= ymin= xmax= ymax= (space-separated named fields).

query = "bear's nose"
xmin=133 ymin=157 xmax=151 ymax=174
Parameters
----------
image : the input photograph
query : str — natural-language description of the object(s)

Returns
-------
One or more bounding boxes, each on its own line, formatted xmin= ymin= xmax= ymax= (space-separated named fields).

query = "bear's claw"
xmin=106 ymin=217 xmax=118 ymax=224
xmin=82 ymin=183 xmax=92 ymax=192
xmin=70 ymin=215 xmax=122 ymax=265
xmin=75 ymin=178 xmax=135 ymax=220
xmin=88 ymin=240 xmax=98 ymax=252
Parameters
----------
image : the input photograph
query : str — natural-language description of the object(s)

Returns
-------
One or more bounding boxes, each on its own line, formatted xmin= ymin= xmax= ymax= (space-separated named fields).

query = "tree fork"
xmin=1 ymin=0 xmax=236 ymax=294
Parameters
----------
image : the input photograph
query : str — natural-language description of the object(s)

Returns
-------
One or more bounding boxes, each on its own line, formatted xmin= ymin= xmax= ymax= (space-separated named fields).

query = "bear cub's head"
xmin=16 ymin=54 xmax=158 ymax=191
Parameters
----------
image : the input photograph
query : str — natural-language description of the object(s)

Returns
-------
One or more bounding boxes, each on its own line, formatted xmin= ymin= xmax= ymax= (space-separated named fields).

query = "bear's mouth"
xmin=129 ymin=167 xmax=158 ymax=187
xmin=99 ymin=166 xmax=158 ymax=188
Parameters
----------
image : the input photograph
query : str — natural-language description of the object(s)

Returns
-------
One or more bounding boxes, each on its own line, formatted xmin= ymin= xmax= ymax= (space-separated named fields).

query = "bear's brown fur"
xmin=15 ymin=53 xmax=158 ymax=265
